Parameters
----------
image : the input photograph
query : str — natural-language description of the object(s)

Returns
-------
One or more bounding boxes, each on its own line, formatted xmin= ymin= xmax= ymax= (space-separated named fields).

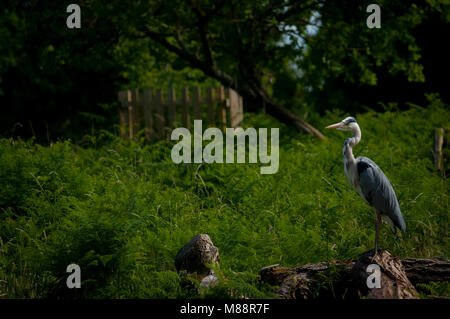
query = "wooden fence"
xmin=117 ymin=86 xmax=243 ymax=140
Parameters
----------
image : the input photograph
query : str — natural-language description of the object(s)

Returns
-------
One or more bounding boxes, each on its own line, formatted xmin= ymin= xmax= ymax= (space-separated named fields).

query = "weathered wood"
xmin=216 ymin=86 xmax=227 ymax=131
xmin=131 ymin=89 xmax=143 ymax=138
xmin=181 ymin=87 xmax=190 ymax=129
xmin=352 ymin=250 xmax=418 ymax=299
xmin=126 ymin=90 xmax=133 ymax=139
xmin=259 ymin=250 xmax=449 ymax=299
xmin=229 ymin=88 xmax=243 ymax=127
xmin=142 ymin=89 xmax=153 ymax=140
xmin=167 ymin=87 xmax=177 ymax=128
xmin=192 ymin=87 xmax=201 ymax=120
xmin=175 ymin=234 xmax=220 ymax=289
xmin=206 ymin=87 xmax=214 ymax=126
xmin=228 ymin=88 xmax=237 ymax=127
xmin=237 ymin=95 xmax=244 ymax=127
xmin=118 ymin=91 xmax=130 ymax=139
xmin=434 ymin=128 xmax=444 ymax=172
xmin=154 ymin=89 xmax=165 ymax=139
xmin=259 ymin=261 xmax=357 ymax=299
xmin=118 ymin=86 xmax=244 ymax=140
xmin=402 ymin=257 xmax=450 ymax=285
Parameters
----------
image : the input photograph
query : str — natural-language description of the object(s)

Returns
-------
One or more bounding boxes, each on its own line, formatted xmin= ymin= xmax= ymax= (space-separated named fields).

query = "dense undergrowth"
xmin=0 ymin=97 xmax=448 ymax=298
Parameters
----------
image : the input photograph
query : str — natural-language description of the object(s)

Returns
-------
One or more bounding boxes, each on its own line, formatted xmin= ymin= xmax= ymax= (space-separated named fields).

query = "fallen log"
xmin=259 ymin=250 xmax=450 ymax=299
xmin=402 ymin=257 xmax=450 ymax=285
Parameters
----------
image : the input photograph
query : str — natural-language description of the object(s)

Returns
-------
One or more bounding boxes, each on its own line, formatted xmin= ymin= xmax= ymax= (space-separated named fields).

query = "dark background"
xmin=0 ymin=1 xmax=448 ymax=142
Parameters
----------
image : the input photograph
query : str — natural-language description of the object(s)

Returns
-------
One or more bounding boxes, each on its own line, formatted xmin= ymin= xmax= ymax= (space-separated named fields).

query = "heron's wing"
xmin=356 ymin=157 xmax=406 ymax=233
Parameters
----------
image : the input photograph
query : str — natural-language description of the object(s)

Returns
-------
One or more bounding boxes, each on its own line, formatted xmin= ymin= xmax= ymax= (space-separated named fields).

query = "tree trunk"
xmin=143 ymin=30 xmax=326 ymax=140
xmin=259 ymin=250 xmax=449 ymax=299
xmin=352 ymin=250 xmax=418 ymax=299
xmin=264 ymin=99 xmax=325 ymax=140
xmin=220 ymin=79 xmax=326 ymax=140
xmin=229 ymin=86 xmax=325 ymax=139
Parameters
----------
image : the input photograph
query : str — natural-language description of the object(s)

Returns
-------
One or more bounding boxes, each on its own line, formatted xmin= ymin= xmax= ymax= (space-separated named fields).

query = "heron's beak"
xmin=325 ymin=122 xmax=344 ymax=129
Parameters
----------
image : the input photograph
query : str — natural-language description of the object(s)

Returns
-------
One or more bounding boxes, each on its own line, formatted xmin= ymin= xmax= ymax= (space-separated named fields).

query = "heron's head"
xmin=325 ymin=117 xmax=358 ymax=132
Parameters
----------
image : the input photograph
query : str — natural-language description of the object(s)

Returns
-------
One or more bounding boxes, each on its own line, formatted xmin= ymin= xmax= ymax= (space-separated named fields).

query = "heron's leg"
xmin=372 ymin=208 xmax=381 ymax=262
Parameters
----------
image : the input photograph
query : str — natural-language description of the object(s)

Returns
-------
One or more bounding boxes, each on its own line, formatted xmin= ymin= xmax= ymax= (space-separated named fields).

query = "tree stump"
xmin=175 ymin=234 xmax=220 ymax=288
xmin=352 ymin=250 xmax=418 ymax=299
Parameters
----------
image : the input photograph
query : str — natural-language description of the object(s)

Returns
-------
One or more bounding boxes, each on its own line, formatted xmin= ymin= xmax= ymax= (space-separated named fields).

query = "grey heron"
xmin=326 ymin=117 xmax=406 ymax=258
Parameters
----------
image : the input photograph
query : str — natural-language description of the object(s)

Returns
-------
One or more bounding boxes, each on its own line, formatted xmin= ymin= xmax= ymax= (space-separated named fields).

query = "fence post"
xmin=238 ymin=94 xmax=244 ymax=127
xmin=181 ymin=87 xmax=190 ymax=129
xmin=434 ymin=128 xmax=445 ymax=173
xmin=193 ymin=87 xmax=201 ymax=120
xmin=216 ymin=86 xmax=227 ymax=131
xmin=130 ymin=89 xmax=143 ymax=138
xmin=206 ymin=87 xmax=215 ymax=127
xmin=168 ymin=87 xmax=177 ymax=129
xmin=229 ymin=88 xmax=243 ymax=128
xmin=118 ymin=91 xmax=130 ymax=139
xmin=142 ymin=88 xmax=153 ymax=141
xmin=154 ymin=89 xmax=165 ymax=139
xmin=126 ymin=90 xmax=133 ymax=139
xmin=118 ymin=86 xmax=243 ymax=139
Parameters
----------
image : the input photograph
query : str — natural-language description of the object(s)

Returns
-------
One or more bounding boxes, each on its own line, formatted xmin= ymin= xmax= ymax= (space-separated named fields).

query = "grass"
xmin=0 ymin=98 xmax=448 ymax=298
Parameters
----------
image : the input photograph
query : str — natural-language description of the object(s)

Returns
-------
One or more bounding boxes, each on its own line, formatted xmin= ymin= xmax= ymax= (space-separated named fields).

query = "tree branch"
xmin=144 ymin=27 xmax=236 ymax=90
xmin=142 ymin=2 xmax=326 ymax=139
xmin=191 ymin=4 xmax=216 ymax=68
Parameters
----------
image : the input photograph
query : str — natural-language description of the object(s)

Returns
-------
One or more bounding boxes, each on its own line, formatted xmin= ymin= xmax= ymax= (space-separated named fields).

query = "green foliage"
xmin=0 ymin=100 xmax=449 ymax=298
xmin=298 ymin=0 xmax=450 ymax=113
xmin=2 ymin=1 xmax=448 ymax=141
xmin=416 ymin=281 xmax=450 ymax=299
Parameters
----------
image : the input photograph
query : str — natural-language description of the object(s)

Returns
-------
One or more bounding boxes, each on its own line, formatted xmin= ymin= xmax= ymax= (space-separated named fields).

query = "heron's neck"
xmin=343 ymin=125 xmax=361 ymax=163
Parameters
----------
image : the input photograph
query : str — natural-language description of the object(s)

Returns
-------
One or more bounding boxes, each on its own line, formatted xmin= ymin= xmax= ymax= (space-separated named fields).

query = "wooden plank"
xmin=142 ymin=88 xmax=153 ymax=141
xmin=216 ymin=86 xmax=227 ymax=130
xmin=154 ymin=89 xmax=165 ymax=139
xmin=181 ymin=87 xmax=190 ymax=129
xmin=229 ymin=88 xmax=239 ymax=128
xmin=118 ymin=86 xmax=243 ymax=139
xmin=228 ymin=89 xmax=244 ymax=128
xmin=225 ymin=87 xmax=231 ymax=108
xmin=131 ymin=89 xmax=141 ymax=137
xmin=167 ymin=87 xmax=176 ymax=128
xmin=237 ymin=94 xmax=244 ymax=127
xmin=206 ymin=87 xmax=214 ymax=126
xmin=434 ymin=128 xmax=444 ymax=172
xmin=192 ymin=87 xmax=201 ymax=120
xmin=126 ymin=90 xmax=133 ymax=139
xmin=118 ymin=91 xmax=129 ymax=139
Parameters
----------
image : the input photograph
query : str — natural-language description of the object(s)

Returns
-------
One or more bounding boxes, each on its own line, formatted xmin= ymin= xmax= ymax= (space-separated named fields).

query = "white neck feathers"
xmin=343 ymin=123 xmax=361 ymax=162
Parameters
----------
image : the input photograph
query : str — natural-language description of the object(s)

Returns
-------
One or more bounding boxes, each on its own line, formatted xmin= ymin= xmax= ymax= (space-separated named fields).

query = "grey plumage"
xmin=356 ymin=157 xmax=406 ymax=233
xmin=326 ymin=116 xmax=406 ymax=256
